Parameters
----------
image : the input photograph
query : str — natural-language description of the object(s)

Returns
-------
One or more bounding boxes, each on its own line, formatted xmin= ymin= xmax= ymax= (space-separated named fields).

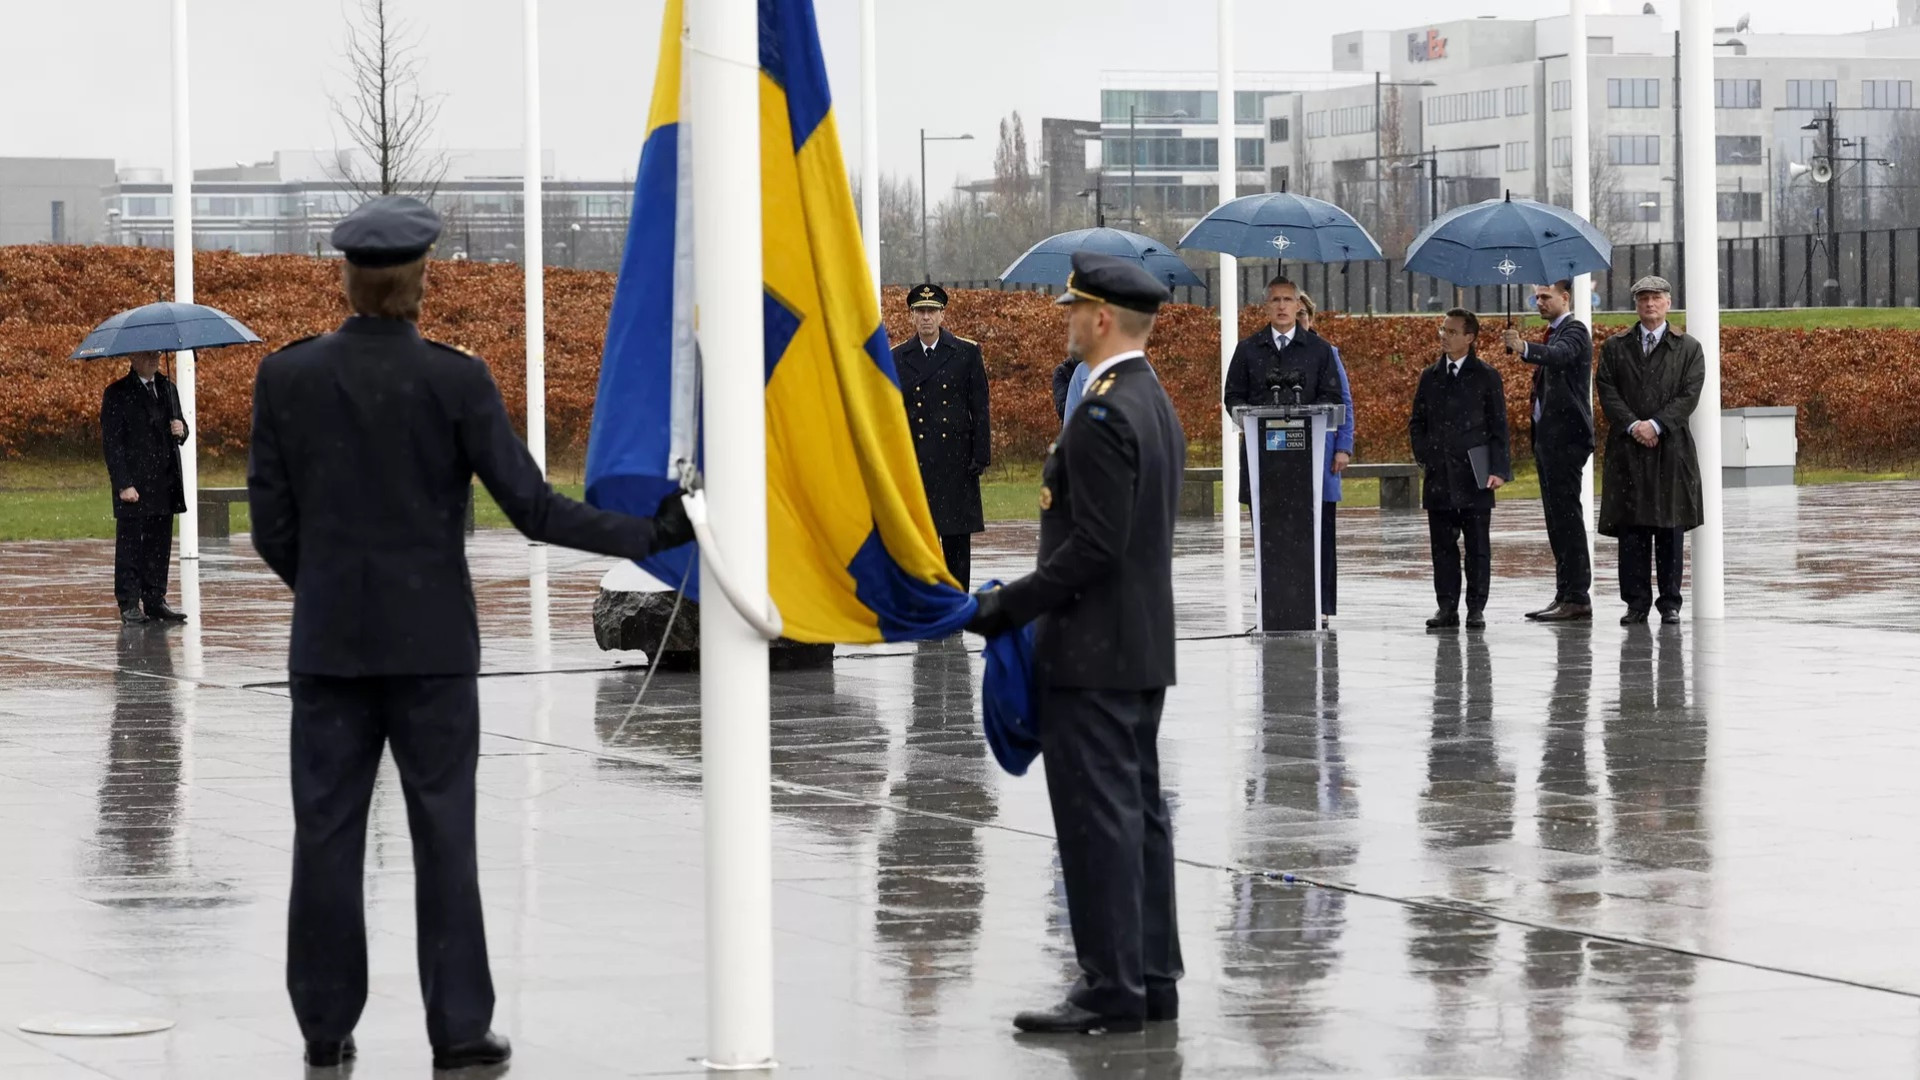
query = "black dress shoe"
xmin=1621 ymin=609 xmax=1650 ymax=625
xmin=1012 ymin=1001 xmax=1143 ymax=1035
xmin=1146 ymin=991 xmax=1178 ymax=1023
xmin=1536 ymin=603 xmax=1592 ymax=622
xmin=1524 ymin=600 xmax=1563 ymax=620
xmin=119 ymin=603 xmax=148 ymax=624
xmin=304 ymin=1034 xmax=356 ymax=1067
xmin=1426 ymin=609 xmax=1460 ymax=630
xmin=433 ymin=1031 xmax=512 ymax=1070
xmin=1465 ymin=610 xmax=1486 ymax=629
xmin=144 ymin=601 xmax=188 ymax=623
xmin=1660 ymin=610 xmax=1681 ymax=625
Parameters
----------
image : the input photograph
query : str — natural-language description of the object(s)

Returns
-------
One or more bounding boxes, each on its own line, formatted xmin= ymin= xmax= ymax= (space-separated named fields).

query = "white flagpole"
xmin=690 ymin=0 xmax=773 ymax=1069
xmin=1217 ymin=0 xmax=1240 ymax=626
xmin=1570 ymin=0 xmax=1596 ymax=571
xmin=860 ymin=0 xmax=881 ymax=296
xmin=171 ymin=0 xmax=199 ymax=560
xmin=1681 ymin=0 xmax=1725 ymax=617
xmin=523 ymin=0 xmax=547 ymax=478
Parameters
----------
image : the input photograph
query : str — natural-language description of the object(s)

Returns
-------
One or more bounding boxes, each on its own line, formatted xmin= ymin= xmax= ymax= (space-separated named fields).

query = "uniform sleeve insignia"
xmin=1087 ymin=404 xmax=1109 ymax=421
xmin=1038 ymin=486 xmax=1053 ymax=510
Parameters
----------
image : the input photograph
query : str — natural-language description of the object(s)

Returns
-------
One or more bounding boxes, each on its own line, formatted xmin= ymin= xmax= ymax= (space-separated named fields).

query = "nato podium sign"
xmin=1237 ymin=404 xmax=1346 ymax=633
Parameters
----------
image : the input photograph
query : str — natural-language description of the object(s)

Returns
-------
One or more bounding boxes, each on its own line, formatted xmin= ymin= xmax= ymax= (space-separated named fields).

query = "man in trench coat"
xmin=1596 ymin=275 xmax=1705 ymax=625
xmin=893 ymin=284 xmax=991 ymax=588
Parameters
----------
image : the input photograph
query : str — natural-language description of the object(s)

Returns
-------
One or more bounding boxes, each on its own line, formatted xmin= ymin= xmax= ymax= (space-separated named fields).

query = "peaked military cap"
xmin=907 ymin=283 xmax=949 ymax=310
xmin=1054 ymin=251 xmax=1174 ymax=314
xmin=331 ymin=195 xmax=443 ymax=267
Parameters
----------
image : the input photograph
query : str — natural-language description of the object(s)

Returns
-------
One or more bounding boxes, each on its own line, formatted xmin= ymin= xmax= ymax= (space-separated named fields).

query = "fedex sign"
xmin=1407 ymin=28 xmax=1448 ymax=62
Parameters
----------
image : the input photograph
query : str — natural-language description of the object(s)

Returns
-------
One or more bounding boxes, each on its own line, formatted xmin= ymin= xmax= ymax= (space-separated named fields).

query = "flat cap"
xmin=1054 ymin=251 xmax=1173 ymax=314
xmin=907 ymin=283 xmax=949 ymax=309
xmin=331 ymin=195 xmax=442 ymax=267
xmin=1630 ymin=274 xmax=1672 ymax=296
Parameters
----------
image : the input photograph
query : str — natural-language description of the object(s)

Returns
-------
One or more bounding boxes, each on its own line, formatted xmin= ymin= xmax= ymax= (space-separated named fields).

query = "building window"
xmin=1551 ymin=136 xmax=1572 ymax=168
xmin=1504 ymin=85 xmax=1531 ymax=116
xmin=1304 ymin=112 xmax=1326 ymax=138
xmin=1550 ymin=80 xmax=1572 ymax=111
xmin=1114 ymin=135 xmax=1220 ymax=170
xmin=1237 ymin=138 xmax=1265 ymax=168
xmin=1715 ymin=78 xmax=1761 ymax=108
xmin=1863 ymin=79 xmax=1913 ymax=109
xmin=1101 ymin=89 xmax=1214 ymax=122
xmin=1268 ymin=117 xmax=1290 ymax=143
xmin=1613 ymin=192 xmax=1661 ymax=222
xmin=1607 ymin=78 xmax=1660 ymax=109
xmin=1715 ymin=135 xmax=1762 ymax=165
xmin=1425 ymin=88 xmax=1500 ymax=127
xmin=51 ymin=201 xmax=66 ymax=244
xmin=1608 ymin=134 xmax=1660 ymax=166
xmin=1505 ymin=141 xmax=1531 ymax=171
xmin=1269 ymin=165 xmax=1290 ymax=192
xmin=1717 ymin=191 xmax=1763 ymax=222
xmin=1329 ymin=104 xmax=1376 ymax=137
xmin=1786 ymin=79 xmax=1836 ymax=109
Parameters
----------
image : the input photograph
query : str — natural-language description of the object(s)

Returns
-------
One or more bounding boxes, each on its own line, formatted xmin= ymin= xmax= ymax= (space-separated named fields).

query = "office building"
xmin=0 ymin=158 xmax=118 ymax=245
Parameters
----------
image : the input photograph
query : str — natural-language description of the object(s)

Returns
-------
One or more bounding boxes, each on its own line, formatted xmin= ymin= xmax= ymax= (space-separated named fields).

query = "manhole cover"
xmin=19 ymin=1015 xmax=175 ymax=1037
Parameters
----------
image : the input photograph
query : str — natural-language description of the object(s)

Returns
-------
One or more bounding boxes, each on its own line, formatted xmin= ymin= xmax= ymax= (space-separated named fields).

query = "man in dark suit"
xmin=1411 ymin=309 xmax=1512 ymax=630
xmin=1504 ymin=279 xmax=1594 ymax=622
xmin=1223 ymin=275 xmax=1345 ymax=505
xmin=247 ymin=196 xmax=693 ymax=1071
xmin=968 ymin=251 xmax=1185 ymax=1036
xmin=893 ymin=283 xmax=991 ymax=588
xmin=101 ymin=351 xmax=190 ymax=624
xmin=1051 ymin=357 xmax=1078 ymax=420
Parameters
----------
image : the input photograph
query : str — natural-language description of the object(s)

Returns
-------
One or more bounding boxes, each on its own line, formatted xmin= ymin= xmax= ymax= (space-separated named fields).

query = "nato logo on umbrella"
xmin=1267 ymin=233 xmax=1295 ymax=255
xmin=1494 ymin=257 xmax=1521 ymax=279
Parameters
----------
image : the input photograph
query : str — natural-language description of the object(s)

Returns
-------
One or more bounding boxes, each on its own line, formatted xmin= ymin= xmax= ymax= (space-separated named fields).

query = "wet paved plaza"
xmin=3 ymin=482 xmax=1920 ymax=1078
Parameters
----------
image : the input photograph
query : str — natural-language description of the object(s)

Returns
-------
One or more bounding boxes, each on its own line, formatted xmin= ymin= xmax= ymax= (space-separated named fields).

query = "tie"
xmin=146 ymin=380 xmax=157 ymax=400
xmin=1448 ymin=362 xmax=1459 ymax=378
xmin=1643 ymin=330 xmax=1656 ymax=356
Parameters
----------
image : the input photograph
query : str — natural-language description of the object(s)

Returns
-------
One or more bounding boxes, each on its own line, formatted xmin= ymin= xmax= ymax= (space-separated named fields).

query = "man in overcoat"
xmin=1222 ymin=275 xmax=1345 ymax=506
xmin=101 ymin=350 xmax=190 ymax=624
xmin=1409 ymin=309 xmax=1511 ymax=630
xmin=1596 ymin=275 xmax=1704 ymax=625
xmin=893 ymin=283 xmax=991 ymax=587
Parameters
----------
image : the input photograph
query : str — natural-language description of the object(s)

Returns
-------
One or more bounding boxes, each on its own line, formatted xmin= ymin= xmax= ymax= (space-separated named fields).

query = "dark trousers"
xmin=1428 ymin=508 xmax=1492 ymax=614
xmin=113 ymin=514 xmax=174 ymax=608
xmin=287 ymin=674 xmax=494 ymax=1048
xmin=1320 ymin=502 xmax=1338 ymax=616
xmin=1040 ymin=686 xmax=1182 ymax=1018
xmin=1618 ymin=526 xmax=1685 ymax=615
xmin=1534 ymin=447 xmax=1593 ymax=606
xmin=941 ymin=533 xmax=972 ymax=591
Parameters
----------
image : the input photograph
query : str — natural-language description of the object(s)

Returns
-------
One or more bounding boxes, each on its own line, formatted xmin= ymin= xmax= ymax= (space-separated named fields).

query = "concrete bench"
xmin=198 ymin=485 xmax=476 ymax=538
xmin=1343 ymin=463 xmax=1421 ymax=511
xmin=1180 ymin=468 xmax=1221 ymax=517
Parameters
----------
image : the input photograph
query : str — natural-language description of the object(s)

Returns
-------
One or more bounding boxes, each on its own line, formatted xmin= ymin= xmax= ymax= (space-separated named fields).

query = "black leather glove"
xmin=965 ymin=586 xmax=1015 ymax=638
xmin=650 ymin=490 xmax=696 ymax=553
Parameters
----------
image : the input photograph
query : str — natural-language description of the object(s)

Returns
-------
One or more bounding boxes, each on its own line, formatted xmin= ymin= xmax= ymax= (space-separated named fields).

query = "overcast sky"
xmin=4 ymin=0 xmax=1902 ymax=188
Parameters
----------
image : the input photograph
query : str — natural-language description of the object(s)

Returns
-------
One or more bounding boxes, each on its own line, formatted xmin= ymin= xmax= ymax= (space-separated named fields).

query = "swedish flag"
xmin=586 ymin=0 xmax=974 ymax=644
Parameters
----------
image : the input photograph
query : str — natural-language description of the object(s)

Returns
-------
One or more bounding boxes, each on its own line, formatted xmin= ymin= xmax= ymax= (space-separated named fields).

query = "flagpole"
xmin=1217 ymin=0 xmax=1240 ymax=626
xmin=171 ymin=0 xmax=199 ymax=560
xmin=1570 ymin=0 xmax=1596 ymax=572
xmin=523 ymin=0 xmax=547 ymax=478
xmin=1680 ymin=0 xmax=1725 ymax=617
xmin=860 ymin=0 xmax=880 ymax=296
xmin=690 ymin=0 xmax=774 ymax=1069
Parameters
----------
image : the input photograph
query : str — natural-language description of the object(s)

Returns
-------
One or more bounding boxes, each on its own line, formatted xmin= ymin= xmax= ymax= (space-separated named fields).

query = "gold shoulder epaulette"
xmin=1092 ymin=374 xmax=1117 ymax=397
xmin=953 ymin=334 xmax=979 ymax=346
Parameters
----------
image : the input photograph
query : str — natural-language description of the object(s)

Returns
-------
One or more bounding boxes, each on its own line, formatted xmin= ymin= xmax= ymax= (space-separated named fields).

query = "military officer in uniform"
xmin=968 ymin=252 xmax=1185 ymax=1035
xmin=893 ymin=283 xmax=991 ymax=587
xmin=247 ymin=196 xmax=694 ymax=1071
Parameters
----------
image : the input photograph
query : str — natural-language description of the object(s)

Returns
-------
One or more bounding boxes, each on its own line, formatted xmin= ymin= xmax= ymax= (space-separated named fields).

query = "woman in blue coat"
xmin=1298 ymin=296 xmax=1354 ymax=626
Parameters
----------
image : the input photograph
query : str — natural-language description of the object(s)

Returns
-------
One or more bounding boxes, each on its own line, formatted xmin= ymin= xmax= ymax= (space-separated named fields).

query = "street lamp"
xmin=569 ymin=220 xmax=582 ymax=268
xmin=919 ymin=129 xmax=973 ymax=281
xmin=1375 ymin=75 xmax=1436 ymax=234
xmin=1637 ymin=200 xmax=1659 ymax=245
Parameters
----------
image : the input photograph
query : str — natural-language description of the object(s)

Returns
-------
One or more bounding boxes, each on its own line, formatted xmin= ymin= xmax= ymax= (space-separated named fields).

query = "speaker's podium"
xmin=1236 ymin=403 xmax=1346 ymax=633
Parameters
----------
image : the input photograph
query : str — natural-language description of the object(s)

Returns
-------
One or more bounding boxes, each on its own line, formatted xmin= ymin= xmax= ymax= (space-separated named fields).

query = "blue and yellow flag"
xmin=585 ymin=0 xmax=974 ymax=644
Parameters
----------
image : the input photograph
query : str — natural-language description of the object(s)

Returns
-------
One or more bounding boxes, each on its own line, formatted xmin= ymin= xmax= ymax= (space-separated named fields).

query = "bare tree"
xmin=1552 ymin=147 xmax=1638 ymax=246
xmin=1881 ymin=111 xmax=1920 ymax=231
xmin=330 ymin=0 xmax=448 ymax=200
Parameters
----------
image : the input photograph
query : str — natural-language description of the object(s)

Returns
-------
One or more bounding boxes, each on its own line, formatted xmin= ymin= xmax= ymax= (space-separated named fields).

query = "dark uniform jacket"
xmin=893 ymin=329 xmax=991 ymax=535
xmin=1596 ymin=325 xmax=1705 ymax=536
xmin=1409 ymin=351 xmax=1512 ymax=512
xmin=1522 ymin=315 xmax=1595 ymax=457
xmin=247 ymin=316 xmax=670 ymax=677
xmin=1223 ymin=325 xmax=1344 ymax=503
xmin=1051 ymin=357 xmax=1079 ymax=420
xmin=998 ymin=355 xmax=1184 ymax=691
xmin=101 ymin=370 xmax=189 ymax=519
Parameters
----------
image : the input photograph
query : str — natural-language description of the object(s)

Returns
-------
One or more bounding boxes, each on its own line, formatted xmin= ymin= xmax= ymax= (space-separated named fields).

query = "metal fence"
xmin=924 ymin=227 xmax=1920 ymax=313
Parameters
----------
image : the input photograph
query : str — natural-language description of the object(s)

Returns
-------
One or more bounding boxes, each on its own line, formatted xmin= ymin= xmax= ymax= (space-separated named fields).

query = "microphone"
xmin=1280 ymin=371 xmax=1304 ymax=406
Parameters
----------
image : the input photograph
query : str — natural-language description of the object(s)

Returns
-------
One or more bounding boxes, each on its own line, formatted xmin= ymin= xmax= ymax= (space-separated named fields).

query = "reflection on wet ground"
xmin=3 ymin=483 xmax=1920 ymax=1077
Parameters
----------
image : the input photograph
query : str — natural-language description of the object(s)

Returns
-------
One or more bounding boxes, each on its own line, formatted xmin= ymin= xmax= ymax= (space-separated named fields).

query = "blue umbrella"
xmin=1403 ymin=193 xmax=1612 ymax=286
xmin=999 ymin=227 xmax=1202 ymax=289
xmin=1177 ymin=191 xmax=1383 ymax=262
xmin=69 ymin=301 xmax=262 ymax=360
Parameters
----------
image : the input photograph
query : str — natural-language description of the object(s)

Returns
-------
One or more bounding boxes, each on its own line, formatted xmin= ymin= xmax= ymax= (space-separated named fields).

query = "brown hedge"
xmin=3 ymin=245 xmax=1916 ymax=469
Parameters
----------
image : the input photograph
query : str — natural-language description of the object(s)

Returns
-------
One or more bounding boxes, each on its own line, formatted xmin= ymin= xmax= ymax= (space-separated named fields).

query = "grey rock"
xmin=593 ymin=589 xmax=834 ymax=671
